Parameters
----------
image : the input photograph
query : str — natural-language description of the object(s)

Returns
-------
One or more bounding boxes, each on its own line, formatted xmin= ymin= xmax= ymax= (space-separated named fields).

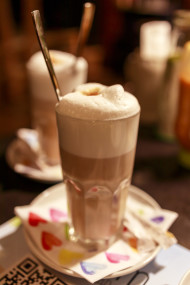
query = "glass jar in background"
xmin=172 ymin=10 xmax=190 ymax=52
xmin=157 ymin=10 xmax=190 ymax=142
xmin=157 ymin=52 xmax=181 ymax=141
xmin=175 ymin=41 xmax=190 ymax=169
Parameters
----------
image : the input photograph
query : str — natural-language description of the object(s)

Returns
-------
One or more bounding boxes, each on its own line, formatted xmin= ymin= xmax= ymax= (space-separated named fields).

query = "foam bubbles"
xmin=56 ymin=83 xmax=140 ymax=157
xmin=56 ymin=83 xmax=140 ymax=120
xmin=26 ymin=51 xmax=88 ymax=101
xmin=102 ymin=84 xmax=124 ymax=102
xmin=76 ymin=83 xmax=106 ymax=95
xmin=27 ymin=50 xmax=74 ymax=73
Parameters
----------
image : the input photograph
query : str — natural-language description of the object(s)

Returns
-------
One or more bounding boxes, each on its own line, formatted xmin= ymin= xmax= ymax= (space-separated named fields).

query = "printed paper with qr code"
xmin=0 ymin=255 xmax=68 ymax=285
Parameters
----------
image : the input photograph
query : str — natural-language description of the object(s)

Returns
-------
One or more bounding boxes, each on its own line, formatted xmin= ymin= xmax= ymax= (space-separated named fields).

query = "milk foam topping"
xmin=27 ymin=51 xmax=88 ymax=101
xmin=56 ymin=83 xmax=140 ymax=120
xmin=56 ymin=83 xmax=140 ymax=158
xmin=27 ymin=50 xmax=75 ymax=73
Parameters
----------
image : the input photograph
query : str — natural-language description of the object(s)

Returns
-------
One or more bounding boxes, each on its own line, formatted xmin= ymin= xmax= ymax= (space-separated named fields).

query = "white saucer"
xmin=25 ymin=183 xmax=161 ymax=279
xmin=6 ymin=138 xmax=62 ymax=183
xmin=179 ymin=269 xmax=190 ymax=285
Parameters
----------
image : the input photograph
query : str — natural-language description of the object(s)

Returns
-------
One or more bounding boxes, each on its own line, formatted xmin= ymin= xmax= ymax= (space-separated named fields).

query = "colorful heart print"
xmin=41 ymin=231 xmax=62 ymax=250
xmin=28 ymin=212 xmax=47 ymax=227
xmin=58 ymin=249 xmax=84 ymax=266
xmin=138 ymin=209 xmax=145 ymax=215
xmin=129 ymin=237 xmax=138 ymax=250
xmin=151 ymin=215 xmax=164 ymax=224
xmin=49 ymin=208 xmax=67 ymax=222
xmin=64 ymin=223 xmax=70 ymax=240
xmin=80 ymin=261 xmax=107 ymax=275
xmin=105 ymin=252 xmax=130 ymax=263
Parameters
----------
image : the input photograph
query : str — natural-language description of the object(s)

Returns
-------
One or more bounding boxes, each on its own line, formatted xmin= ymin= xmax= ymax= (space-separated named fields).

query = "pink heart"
xmin=49 ymin=208 xmax=67 ymax=222
xmin=105 ymin=252 xmax=130 ymax=263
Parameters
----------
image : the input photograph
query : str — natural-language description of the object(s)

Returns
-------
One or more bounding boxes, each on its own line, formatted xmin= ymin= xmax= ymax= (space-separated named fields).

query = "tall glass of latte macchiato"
xmin=56 ymin=83 xmax=140 ymax=249
xmin=26 ymin=51 xmax=88 ymax=165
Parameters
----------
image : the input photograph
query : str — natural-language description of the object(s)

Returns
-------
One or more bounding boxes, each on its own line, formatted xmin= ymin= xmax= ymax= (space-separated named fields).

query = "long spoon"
xmin=75 ymin=2 xmax=95 ymax=58
xmin=31 ymin=10 xmax=61 ymax=102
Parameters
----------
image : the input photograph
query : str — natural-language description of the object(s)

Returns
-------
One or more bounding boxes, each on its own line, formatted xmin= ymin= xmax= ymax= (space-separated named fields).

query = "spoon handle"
xmin=31 ymin=10 xmax=61 ymax=102
xmin=75 ymin=3 xmax=95 ymax=57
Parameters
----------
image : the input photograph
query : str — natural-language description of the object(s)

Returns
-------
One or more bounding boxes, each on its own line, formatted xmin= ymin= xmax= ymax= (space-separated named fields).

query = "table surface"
xmin=0 ymin=125 xmax=190 ymax=250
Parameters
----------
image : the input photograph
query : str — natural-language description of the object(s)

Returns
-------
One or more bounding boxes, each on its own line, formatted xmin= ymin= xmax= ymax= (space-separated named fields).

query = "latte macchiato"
xmin=56 ymin=83 xmax=140 ymax=247
xmin=27 ymin=50 xmax=88 ymax=165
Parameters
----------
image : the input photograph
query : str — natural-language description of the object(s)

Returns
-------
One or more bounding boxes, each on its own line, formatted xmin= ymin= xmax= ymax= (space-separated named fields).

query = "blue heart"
xmin=151 ymin=216 xmax=164 ymax=224
xmin=80 ymin=261 xmax=107 ymax=275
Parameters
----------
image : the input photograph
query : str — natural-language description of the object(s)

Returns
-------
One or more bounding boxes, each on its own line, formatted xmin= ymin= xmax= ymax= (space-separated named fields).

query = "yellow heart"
xmin=58 ymin=249 xmax=84 ymax=266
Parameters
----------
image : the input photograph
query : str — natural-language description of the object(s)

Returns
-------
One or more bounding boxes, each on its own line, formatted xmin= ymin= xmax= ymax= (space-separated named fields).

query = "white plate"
xmin=6 ymin=139 xmax=62 ymax=183
xmin=179 ymin=269 xmax=190 ymax=285
xmin=24 ymin=183 xmax=161 ymax=279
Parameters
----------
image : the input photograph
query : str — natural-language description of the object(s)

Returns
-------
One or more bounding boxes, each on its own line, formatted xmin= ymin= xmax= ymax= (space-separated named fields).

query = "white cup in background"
xmin=26 ymin=50 xmax=88 ymax=165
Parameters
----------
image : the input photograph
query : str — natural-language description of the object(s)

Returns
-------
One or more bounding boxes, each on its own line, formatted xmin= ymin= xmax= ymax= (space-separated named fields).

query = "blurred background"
xmin=1 ymin=0 xmax=190 ymax=248
xmin=0 ymin=0 xmax=189 ymax=137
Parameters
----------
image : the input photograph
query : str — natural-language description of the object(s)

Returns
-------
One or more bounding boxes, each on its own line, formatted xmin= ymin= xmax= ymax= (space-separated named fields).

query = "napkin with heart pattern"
xmin=15 ymin=187 xmax=178 ymax=283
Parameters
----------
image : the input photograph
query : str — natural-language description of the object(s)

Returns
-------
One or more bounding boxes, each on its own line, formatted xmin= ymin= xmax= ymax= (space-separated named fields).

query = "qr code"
xmin=0 ymin=255 xmax=68 ymax=285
